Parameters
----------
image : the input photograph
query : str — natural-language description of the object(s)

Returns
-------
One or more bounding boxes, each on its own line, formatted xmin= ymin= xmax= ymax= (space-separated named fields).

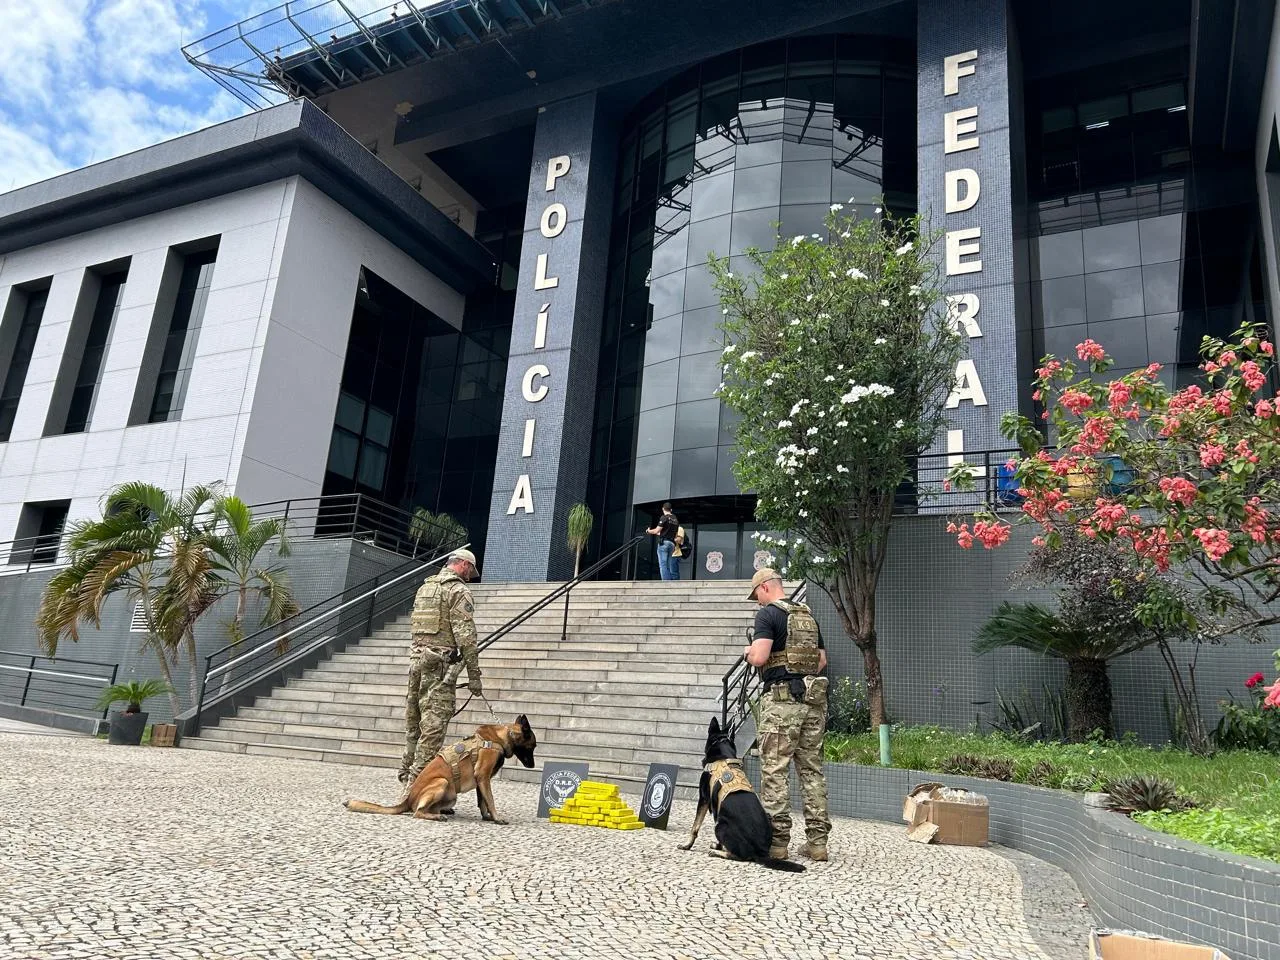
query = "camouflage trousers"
xmin=400 ymin=653 xmax=456 ymax=783
xmin=757 ymin=688 xmax=831 ymax=847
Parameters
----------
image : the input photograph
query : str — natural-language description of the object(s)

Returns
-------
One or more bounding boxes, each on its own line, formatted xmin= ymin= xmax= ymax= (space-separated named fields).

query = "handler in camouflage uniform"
xmin=399 ymin=548 xmax=483 ymax=785
xmin=743 ymin=567 xmax=831 ymax=861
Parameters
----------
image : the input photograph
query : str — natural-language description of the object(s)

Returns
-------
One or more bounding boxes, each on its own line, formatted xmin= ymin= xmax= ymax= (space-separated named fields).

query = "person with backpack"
xmin=645 ymin=503 xmax=680 ymax=581
xmin=743 ymin=567 xmax=831 ymax=862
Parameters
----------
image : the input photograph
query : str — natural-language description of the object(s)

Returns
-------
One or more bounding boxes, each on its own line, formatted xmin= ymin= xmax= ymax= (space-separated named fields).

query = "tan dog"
xmin=344 ymin=716 xmax=536 ymax=824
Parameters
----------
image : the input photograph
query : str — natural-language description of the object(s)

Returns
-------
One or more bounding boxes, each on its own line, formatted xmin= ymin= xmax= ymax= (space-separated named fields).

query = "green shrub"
xmin=1133 ymin=808 xmax=1280 ymax=862
xmin=826 ymin=677 xmax=871 ymax=735
xmin=1213 ymin=672 xmax=1280 ymax=754
xmin=1103 ymin=775 xmax=1195 ymax=813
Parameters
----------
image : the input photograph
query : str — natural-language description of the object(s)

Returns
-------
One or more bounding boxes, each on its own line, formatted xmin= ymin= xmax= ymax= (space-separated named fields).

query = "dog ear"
xmin=708 ymin=716 xmax=721 ymax=736
xmin=517 ymin=714 xmax=530 ymax=733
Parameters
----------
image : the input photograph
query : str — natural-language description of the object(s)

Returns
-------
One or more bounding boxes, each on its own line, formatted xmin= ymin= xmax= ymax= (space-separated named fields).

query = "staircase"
xmin=182 ymin=580 xmax=767 ymax=790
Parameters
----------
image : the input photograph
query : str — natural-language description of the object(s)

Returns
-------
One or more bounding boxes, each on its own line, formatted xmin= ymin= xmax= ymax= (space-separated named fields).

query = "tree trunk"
xmin=185 ymin=628 xmax=202 ymax=713
xmin=857 ymin=632 xmax=886 ymax=729
xmin=1064 ymin=657 xmax=1112 ymax=742
xmin=148 ymin=638 xmax=182 ymax=719
xmin=574 ymin=549 xmax=581 ymax=579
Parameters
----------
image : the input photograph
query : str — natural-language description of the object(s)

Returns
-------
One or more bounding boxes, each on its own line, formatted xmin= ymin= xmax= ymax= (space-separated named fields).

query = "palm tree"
xmin=207 ymin=495 xmax=300 ymax=649
xmin=975 ymin=602 xmax=1157 ymax=742
xmin=408 ymin=507 xmax=467 ymax=556
xmin=566 ymin=503 xmax=594 ymax=577
xmin=36 ymin=482 xmax=223 ymax=718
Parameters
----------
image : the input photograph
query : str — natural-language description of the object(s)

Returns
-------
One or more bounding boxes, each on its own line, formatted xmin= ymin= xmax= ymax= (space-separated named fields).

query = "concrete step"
xmin=255 ymin=685 xmax=722 ymax=713
xmin=284 ymin=675 xmax=723 ymax=697
xmin=300 ymin=660 xmax=730 ymax=683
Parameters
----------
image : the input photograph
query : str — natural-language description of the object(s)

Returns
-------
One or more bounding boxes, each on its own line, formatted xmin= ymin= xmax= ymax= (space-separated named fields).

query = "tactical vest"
xmin=412 ymin=571 xmax=465 ymax=652
xmin=763 ymin=599 xmax=821 ymax=676
xmin=439 ymin=733 xmax=502 ymax=791
xmin=706 ymin=758 xmax=755 ymax=813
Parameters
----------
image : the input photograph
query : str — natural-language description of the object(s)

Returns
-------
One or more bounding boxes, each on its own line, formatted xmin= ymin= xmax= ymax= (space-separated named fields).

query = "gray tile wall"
xmin=745 ymin=757 xmax=1280 ymax=960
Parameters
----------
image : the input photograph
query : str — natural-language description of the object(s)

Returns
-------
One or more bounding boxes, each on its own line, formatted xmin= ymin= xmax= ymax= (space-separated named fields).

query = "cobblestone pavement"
xmin=0 ymin=733 xmax=1092 ymax=960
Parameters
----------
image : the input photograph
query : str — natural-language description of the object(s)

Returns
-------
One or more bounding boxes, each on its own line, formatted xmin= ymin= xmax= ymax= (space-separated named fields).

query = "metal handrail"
xmin=720 ymin=581 xmax=807 ymax=737
xmin=188 ymin=539 xmax=468 ymax=733
xmin=474 ymin=535 xmax=647 ymax=655
xmin=0 ymin=649 xmax=119 ymax=719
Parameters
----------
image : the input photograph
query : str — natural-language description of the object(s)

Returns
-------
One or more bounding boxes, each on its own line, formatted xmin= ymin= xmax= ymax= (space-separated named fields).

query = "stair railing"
xmin=183 ymin=539 xmax=468 ymax=736
xmin=0 ymin=650 xmax=119 ymax=720
xmin=720 ymin=581 xmax=808 ymax=740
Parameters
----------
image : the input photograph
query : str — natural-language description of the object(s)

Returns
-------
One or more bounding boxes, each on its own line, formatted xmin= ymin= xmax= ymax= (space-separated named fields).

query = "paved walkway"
xmin=0 ymin=717 xmax=84 ymax=736
xmin=0 ymin=733 xmax=1093 ymax=960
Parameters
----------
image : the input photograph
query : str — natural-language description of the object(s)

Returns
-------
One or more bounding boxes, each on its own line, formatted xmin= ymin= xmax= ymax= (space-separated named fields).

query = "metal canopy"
xmin=182 ymin=0 xmax=608 ymax=109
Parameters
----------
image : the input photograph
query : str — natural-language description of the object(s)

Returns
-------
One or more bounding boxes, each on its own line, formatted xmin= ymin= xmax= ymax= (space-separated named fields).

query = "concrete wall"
xmin=811 ymin=515 xmax=1275 ymax=741
xmin=0 ymin=537 xmax=405 ymax=724
xmin=746 ymin=758 xmax=1280 ymax=960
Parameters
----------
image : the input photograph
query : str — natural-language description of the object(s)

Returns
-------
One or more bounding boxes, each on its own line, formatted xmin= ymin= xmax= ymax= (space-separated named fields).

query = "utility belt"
xmin=413 ymin=643 xmax=462 ymax=664
xmin=763 ymin=674 xmax=830 ymax=708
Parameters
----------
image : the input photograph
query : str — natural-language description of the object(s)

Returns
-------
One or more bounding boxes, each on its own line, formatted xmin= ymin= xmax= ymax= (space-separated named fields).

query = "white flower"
xmin=829 ymin=203 xmax=844 ymax=212
xmin=874 ymin=337 xmax=887 ymax=345
xmin=722 ymin=308 xmax=729 ymax=315
xmin=806 ymin=294 xmax=814 ymax=302
xmin=811 ymin=233 xmax=820 ymax=238
xmin=837 ymin=420 xmax=848 ymax=427
xmin=798 ymin=509 xmax=809 ymax=518
xmin=848 ymin=196 xmax=856 ymax=202
xmin=894 ymin=419 xmax=905 ymax=429
xmin=792 ymin=236 xmax=805 ymax=245
xmin=807 ymin=447 xmax=817 ymax=455
xmin=837 ymin=364 xmax=844 ymax=371
xmin=841 ymin=231 xmax=851 ymax=239
xmin=764 ymin=378 xmax=774 ymax=386
xmin=879 ymin=299 xmax=890 ymax=307
xmin=806 ymin=427 xmax=818 ymax=436
xmin=909 ymin=284 xmax=921 ymax=295
xmin=823 ymin=375 xmax=835 ymax=382
xmin=780 ymin=272 xmax=790 ymax=280
xmin=723 ymin=344 xmax=736 ymax=354
xmin=740 ymin=350 xmax=757 ymax=360
xmin=846 ymin=267 xmax=867 ymax=280
xmin=836 ymin=464 xmax=849 ymax=473
xmin=726 ymin=272 xmax=734 ymax=278
xmin=840 ymin=383 xmax=896 ymax=405
xmin=789 ymin=400 xmax=809 ymax=416
xmin=790 ymin=318 xmax=800 ymax=325
xmin=875 ymin=206 xmax=883 ymax=214
xmin=778 ymin=419 xmax=793 ymax=428
xmin=718 ymin=382 xmax=725 ymax=391
xmin=896 ymin=242 xmax=913 ymax=256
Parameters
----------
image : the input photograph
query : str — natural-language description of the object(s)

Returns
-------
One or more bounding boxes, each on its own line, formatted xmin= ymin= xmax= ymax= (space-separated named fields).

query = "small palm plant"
xmin=96 ymin=679 xmax=171 ymax=715
xmin=409 ymin=508 xmax=468 ymax=556
xmin=566 ymin=504 xmax=594 ymax=578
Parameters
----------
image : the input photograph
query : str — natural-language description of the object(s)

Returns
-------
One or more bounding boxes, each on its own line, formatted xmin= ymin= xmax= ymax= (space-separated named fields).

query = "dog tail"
xmin=757 ymin=857 xmax=807 ymax=873
xmin=343 ymin=797 xmax=411 ymax=815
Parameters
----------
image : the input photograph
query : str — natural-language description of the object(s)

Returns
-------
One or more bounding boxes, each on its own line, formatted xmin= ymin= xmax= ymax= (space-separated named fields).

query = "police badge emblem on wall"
xmin=536 ymin=761 xmax=589 ymax=818
xmin=640 ymin=762 xmax=679 ymax=829
xmin=705 ymin=551 xmax=724 ymax=574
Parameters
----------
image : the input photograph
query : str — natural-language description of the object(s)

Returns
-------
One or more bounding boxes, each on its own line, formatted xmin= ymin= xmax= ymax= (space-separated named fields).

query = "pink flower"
xmin=1107 ymin=381 xmax=1132 ymax=415
xmin=1234 ymin=439 xmax=1260 ymax=465
xmin=1203 ymin=361 xmax=1221 ymax=374
xmin=1243 ymin=498 xmax=1270 ymax=543
xmin=1257 ymin=399 xmax=1274 ymax=418
xmin=1158 ymin=477 xmax=1196 ymax=507
xmin=1076 ymin=339 xmax=1106 ymax=362
xmin=1144 ymin=362 xmax=1164 ymax=378
xmin=1199 ymin=443 xmax=1227 ymax=468
xmin=1192 ymin=527 xmax=1232 ymax=562
xmin=1263 ymin=341 xmax=1275 ymax=356
xmin=1219 ymin=350 xmax=1238 ymax=365
xmin=954 ymin=522 xmax=974 ymax=549
xmin=1211 ymin=391 xmax=1234 ymax=416
xmin=1092 ymin=499 xmax=1129 ymax=533
xmin=973 ymin=520 xmax=1011 ymax=549
xmin=1036 ymin=360 xmax=1062 ymax=380
xmin=1245 ymin=672 xmax=1265 ymax=689
xmin=1242 ymin=360 xmax=1266 ymax=392
xmin=1032 ymin=389 xmax=1042 ymax=402
xmin=1004 ymin=458 xmax=1018 ymax=472
xmin=1060 ymin=389 xmax=1093 ymax=415
xmin=1263 ymin=680 xmax=1280 ymax=709
xmin=1071 ymin=417 xmax=1113 ymax=455
xmin=1031 ymin=536 xmax=1046 ymax=547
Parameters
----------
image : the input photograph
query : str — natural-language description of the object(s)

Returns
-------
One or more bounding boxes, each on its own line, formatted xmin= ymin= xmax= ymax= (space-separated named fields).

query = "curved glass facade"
xmin=588 ymin=35 xmax=917 ymax=556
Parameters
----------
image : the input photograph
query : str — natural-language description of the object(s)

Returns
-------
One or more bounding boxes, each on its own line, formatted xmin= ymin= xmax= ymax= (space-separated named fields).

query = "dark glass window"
xmin=61 ymin=270 xmax=127 ymax=434
xmin=149 ymin=249 xmax=217 ymax=423
xmin=8 ymin=499 xmax=69 ymax=566
xmin=0 ymin=284 xmax=50 ymax=442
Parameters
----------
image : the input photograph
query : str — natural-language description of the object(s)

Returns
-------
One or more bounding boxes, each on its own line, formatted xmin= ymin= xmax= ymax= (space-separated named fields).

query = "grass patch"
xmin=825 ymin=726 xmax=1280 ymax=861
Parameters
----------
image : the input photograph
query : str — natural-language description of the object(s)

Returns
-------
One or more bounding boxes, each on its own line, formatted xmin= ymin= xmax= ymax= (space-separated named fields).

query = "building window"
xmin=8 ymin=500 xmax=70 ymax=566
xmin=0 ymin=282 xmax=52 ymax=442
xmin=48 ymin=267 xmax=128 ymax=435
xmin=147 ymin=247 xmax=217 ymax=423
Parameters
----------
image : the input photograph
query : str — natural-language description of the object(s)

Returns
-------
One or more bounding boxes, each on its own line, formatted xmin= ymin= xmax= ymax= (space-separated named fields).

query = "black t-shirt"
xmin=753 ymin=603 xmax=825 ymax=685
xmin=656 ymin=514 xmax=678 ymax=541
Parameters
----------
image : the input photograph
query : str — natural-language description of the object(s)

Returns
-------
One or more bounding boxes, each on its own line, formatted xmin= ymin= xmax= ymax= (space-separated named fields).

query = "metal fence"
xmin=0 ymin=650 xmax=119 ymax=720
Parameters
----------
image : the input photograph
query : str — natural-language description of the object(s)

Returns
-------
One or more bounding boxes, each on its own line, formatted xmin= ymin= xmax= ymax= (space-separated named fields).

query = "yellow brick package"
xmin=550 ymin=780 xmax=644 ymax=830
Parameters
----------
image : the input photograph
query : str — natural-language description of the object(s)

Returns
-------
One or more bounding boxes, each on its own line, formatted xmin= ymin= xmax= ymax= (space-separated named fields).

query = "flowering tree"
xmin=711 ymin=205 xmax=965 ymax=727
xmin=948 ymin=324 xmax=1280 ymax=739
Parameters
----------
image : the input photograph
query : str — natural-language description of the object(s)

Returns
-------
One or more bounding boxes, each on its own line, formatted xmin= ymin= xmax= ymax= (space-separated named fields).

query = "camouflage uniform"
xmin=399 ymin=569 xmax=481 ymax=783
xmin=758 ymin=688 xmax=830 ymax=848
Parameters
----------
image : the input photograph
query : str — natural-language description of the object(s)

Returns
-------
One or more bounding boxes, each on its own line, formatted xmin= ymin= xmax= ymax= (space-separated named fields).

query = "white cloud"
xmin=0 ymin=0 xmax=253 ymax=193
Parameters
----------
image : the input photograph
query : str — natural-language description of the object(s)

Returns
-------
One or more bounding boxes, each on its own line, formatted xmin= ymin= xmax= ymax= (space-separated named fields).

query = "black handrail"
xmin=0 ymin=649 xmax=119 ymax=719
xmin=185 ymin=538 xmax=469 ymax=735
xmin=720 ymin=581 xmax=807 ymax=737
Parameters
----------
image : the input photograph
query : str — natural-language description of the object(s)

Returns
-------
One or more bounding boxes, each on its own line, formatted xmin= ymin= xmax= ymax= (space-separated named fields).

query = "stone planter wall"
xmin=744 ymin=758 xmax=1280 ymax=960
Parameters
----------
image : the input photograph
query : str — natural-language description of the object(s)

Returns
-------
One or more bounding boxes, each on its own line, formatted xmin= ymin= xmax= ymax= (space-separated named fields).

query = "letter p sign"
xmin=545 ymin=155 xmax=571 ymax=192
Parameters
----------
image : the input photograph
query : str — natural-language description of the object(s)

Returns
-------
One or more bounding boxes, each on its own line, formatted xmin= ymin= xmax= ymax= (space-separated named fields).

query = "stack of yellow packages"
xmin=549 ymin=780 xmax=644 ymax=830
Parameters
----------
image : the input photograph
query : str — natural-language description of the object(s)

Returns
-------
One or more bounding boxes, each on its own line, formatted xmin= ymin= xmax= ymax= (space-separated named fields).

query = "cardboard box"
xmin=1090 ymin=930 xmax=1230 ymax=960
xmin=903 ymin=782 xmax=989 ymax=847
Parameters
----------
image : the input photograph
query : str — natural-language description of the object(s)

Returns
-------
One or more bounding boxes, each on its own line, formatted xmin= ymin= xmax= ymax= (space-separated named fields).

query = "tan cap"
xmin=449 ymin=548 xmax=479 ymax=573
xmin=749 ymin=567 xmax=781 ymax=600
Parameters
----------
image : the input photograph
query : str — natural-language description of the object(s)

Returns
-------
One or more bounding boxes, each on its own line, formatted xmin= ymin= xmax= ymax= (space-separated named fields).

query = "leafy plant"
xmin=96 ymin=679 xmax=171 ymax=714
xmin=988 ymin=683 xmax=1067 ymax=741
xmin=208 ymin=496 xmax=300 ymax=649
xmin=825 ymin=677 xmax=871 ymax=735
xmin=566 ymin=503 xmax=594 ymax=578
xmin=1103 ymin=774 xmax=1196 ymax=813
xmin=711 ymin=205 xmax=964 ymax=729
xmin=1214 ymin=671 xmax=1280 ymax=753
xmin=1133 ymin=807 xmax=1280 ymax=862
xmin=941 ymin=753 xmax=984 ymax=777
xmin=409 ymin=508 xmax=468 ymax=556
xmin=1025 ymin=760 xmax=1061 ymax=788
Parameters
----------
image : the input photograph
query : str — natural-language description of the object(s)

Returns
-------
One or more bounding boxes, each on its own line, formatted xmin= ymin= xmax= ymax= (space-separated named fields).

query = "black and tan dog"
xmin=344 ymin=716 xmax=536 ymax=824
xmin=677 ymin=717 xmax=805 ymax=872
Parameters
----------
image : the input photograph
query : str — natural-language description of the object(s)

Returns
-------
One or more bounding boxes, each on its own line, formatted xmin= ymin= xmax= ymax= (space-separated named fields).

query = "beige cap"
xmin=449 ymin=548 xmax=479 ymax=573
xmin=749 ymin=567 xmax=781 ymax=600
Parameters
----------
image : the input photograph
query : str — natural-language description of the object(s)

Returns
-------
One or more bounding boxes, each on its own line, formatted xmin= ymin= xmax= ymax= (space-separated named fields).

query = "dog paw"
xmin=487 ymin=818 xmax=509 ymax=825
xmin=676 ymin=842 xmax=694 ymax=851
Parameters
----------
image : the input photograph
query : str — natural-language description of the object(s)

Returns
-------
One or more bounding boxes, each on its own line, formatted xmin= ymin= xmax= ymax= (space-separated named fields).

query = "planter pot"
xmin=150 ymin=722 xmax=179 ymax=748
xmin=108 ymin=711 xmax=148 ymax=746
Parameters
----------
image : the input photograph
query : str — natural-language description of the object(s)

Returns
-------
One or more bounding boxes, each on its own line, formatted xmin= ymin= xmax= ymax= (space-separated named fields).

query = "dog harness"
xmin=705 ymin=758 xmax=755 ymax=814
xmin=439 ymin=734 xmax=504 ymax=792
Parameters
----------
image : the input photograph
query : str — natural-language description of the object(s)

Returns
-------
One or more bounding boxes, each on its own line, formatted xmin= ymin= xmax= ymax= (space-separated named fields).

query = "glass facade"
xmin=588 ymin=35 xmax=917 ymax=562
xmin=60 ymin=270 xmax=128 ymax=434
xmin=1024 ymin=61 xmax=1268 ymax=393
xmin=149 ymin=248 xmax=217 ymax=423
xmin=0 ymin=284 xmax=50 ymax=442
xmin=322 ymin=207 xmax=519 ymax=555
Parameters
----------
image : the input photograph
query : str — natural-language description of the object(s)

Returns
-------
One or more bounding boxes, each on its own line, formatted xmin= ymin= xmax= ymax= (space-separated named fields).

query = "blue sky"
xmin=0 ymin=0 xmax=271 ymax=193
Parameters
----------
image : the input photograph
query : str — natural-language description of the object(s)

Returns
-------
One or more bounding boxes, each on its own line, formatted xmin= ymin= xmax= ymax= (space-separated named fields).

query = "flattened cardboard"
xmin=903 ymin=782 xmax=944 ymax=823
xmin=906 ymin=822 xmax=940 ymax=844
xmin=1090 ymin=930 xmax=1231 ymax=960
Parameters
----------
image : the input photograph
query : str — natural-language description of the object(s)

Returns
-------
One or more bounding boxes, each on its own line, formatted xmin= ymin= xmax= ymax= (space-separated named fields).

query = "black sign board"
xmin=640 ymin=763 xmax=679 ymax=830
xmin=537 ymin=761 xmax=590 ymax=818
